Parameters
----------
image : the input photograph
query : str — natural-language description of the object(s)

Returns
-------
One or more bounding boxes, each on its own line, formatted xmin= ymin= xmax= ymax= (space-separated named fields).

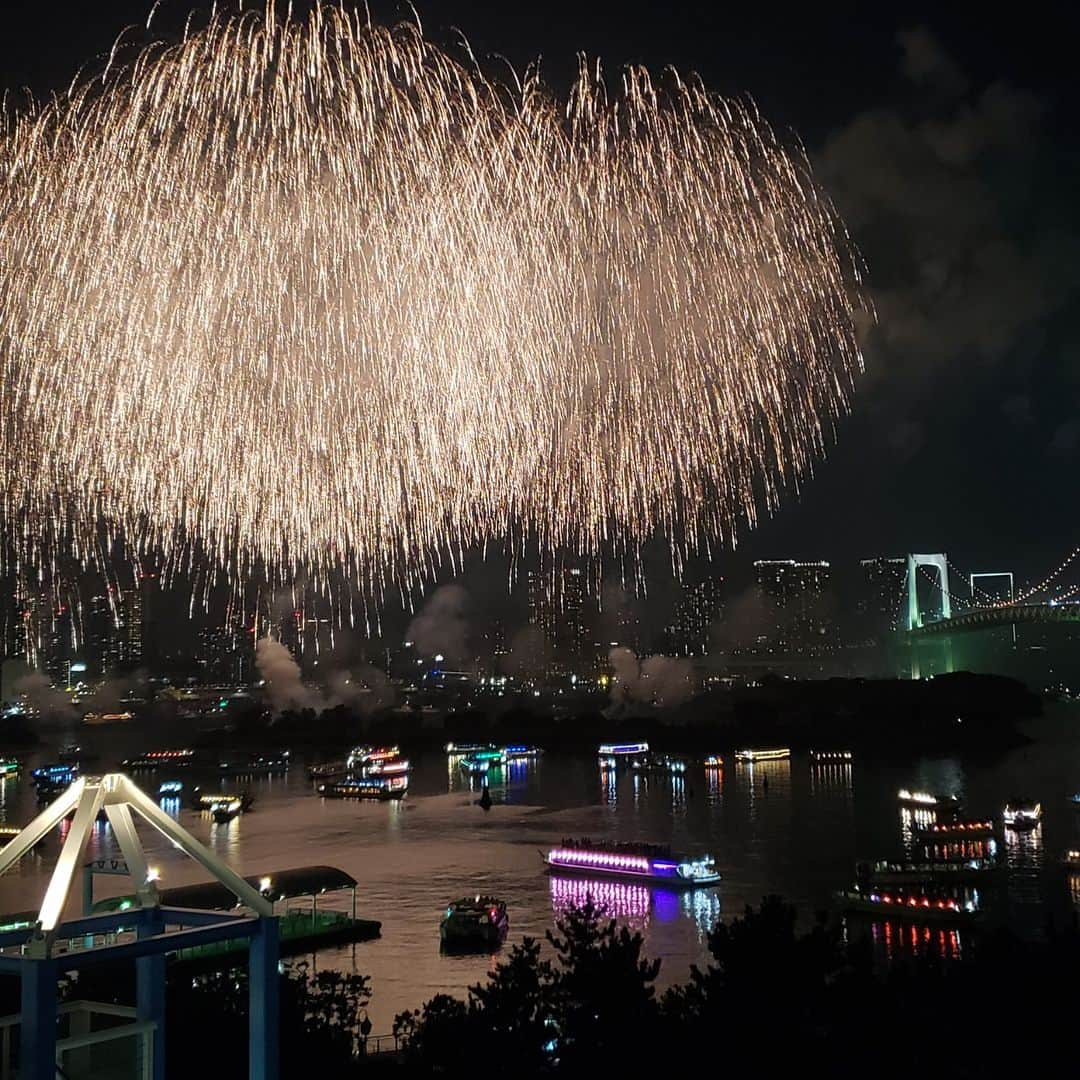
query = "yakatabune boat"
xmin=542 ymin=839 xmax=720 ymax=887
xmin=837 ymin=886 xmax=979 ymax=925
xmin=439 ymin=896 xmax=509 ymax=949
xmin=318 ymin=776 xmax=407 ymax=800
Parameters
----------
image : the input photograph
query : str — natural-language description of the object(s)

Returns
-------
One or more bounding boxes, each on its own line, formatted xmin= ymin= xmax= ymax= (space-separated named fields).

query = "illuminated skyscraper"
xmin=857 ymin=557 xmax=907 ymax=641
xmin=668 ymin=577 xmax=724 ymax=655
xmin=754 ymin=560 xmax=831 ymax=647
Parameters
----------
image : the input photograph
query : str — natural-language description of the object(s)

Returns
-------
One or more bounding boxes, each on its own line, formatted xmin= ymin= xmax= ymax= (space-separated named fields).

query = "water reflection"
xmin=208 ymin=815 xmax=242 ymax=861
xmin=704 ymin=766 xmax=722 ymax=806
xmin=1004 ymin=823 xmax=1044 ymax=907
xmin=600 ymin=766 xmax=618 ymax=807
xmin=869 ymin=920 xmax=965 ymax=961
xmin=549 ymin=875 xmax=651 ymax=923
xmin=158 ymin=795 xmax=182 ymax=822
xmin=809 ymin=761 xmax=853 ymax=798
xmin=681 ymin=889 xmax=722 ymax=936
xmin=1068 ymin=871 xmax=1080 ymax=907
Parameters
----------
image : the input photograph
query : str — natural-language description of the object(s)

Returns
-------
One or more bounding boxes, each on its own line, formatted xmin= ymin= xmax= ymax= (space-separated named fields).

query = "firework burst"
xmin=0 ymin=3 xmax=867 ymax=604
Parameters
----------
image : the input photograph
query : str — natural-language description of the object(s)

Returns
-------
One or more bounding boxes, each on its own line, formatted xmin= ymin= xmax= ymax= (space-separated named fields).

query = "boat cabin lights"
xmin=598 ymin=742 xmax=649 ymax=756
xmin=704 ymin=755 xmax=723 ymax=767
xmin=1003 ymin=802 xmax=1042 ymax=824
xmin=734 ymin=748 xmax=791 ymax=762
xmin=898 ymin=789 xmax=939 ymax=806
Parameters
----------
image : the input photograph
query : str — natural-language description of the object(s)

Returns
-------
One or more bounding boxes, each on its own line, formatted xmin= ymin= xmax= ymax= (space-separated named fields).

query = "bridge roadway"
xmin=908 ymin=602 xmax=1080 ymax=637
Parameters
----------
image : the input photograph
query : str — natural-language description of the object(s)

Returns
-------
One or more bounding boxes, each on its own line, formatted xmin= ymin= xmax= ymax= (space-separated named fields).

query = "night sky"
xmin=2 ymin=1 xmax=1077 ymax=624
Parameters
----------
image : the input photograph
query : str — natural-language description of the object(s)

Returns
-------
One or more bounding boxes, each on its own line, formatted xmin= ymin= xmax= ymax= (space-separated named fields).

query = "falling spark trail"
xmin=0 ymin=3 xmax=867 ymax=604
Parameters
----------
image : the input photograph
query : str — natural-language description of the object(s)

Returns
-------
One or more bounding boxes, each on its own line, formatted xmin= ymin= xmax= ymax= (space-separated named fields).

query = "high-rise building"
xmin=857 ymin=557 xmax=907 ymax=642
xmin=85 ymin=594 xmax=112 ymax=678
xmin=754 ymin=560 xmax=832 ymax=647
xmin=106 ymin=587 xmax=143 ymax=673
xmin=557 ymin=568 xmax=587 ymax=668
xmin=668 ymin=578 xmax=724 ymax=655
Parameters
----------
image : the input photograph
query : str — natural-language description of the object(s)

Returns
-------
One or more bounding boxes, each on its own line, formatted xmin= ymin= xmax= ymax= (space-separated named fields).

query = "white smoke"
xmin=607 ymin=647 xmax=695 ymax=710
xmin=13 ymin=670 xmax=76 ymax=717
xmin=406 ymin=585 xmax=471 ymax=666
xmin=255 ymin=637 xmax=318 ymax=711
xmin=326 ymin=665 xmax=395 ymax=714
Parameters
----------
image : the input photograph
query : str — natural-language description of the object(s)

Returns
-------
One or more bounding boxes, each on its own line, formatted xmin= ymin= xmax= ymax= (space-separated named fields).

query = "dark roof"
xmin=92 ymin=864 xmax=357 ymax=913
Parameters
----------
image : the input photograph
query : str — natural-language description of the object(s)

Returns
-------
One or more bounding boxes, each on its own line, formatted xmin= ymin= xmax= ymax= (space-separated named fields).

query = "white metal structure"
xmin=0 ymin=773 xmax=271 ymax=941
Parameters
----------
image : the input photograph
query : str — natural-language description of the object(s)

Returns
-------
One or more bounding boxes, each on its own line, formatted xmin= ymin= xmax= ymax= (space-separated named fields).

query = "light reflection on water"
xmin=3 ymin=711 xmax=1080 ymax=1029
xmin=870 ymin=920 xmax=965 ymax=961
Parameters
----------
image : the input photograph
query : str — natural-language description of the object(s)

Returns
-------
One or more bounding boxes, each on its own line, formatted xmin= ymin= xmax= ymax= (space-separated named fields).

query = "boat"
xmin=211 ymin=797 xmax=243 ymax=824
xmin=0 ymin=826 xmax=22 ymax=847
xmin=82 ymin=711 xmax=135 ymax=725
xmin=542 ymin=839 xmax=721 ymax=887
xmin=734 ymin=748 xmax=791 ymax=763
xmin=504 ymin=745 xmax=542 ymax=760
xmin=631 ymin=754 xmax=687 ymax=775
xmin=0 ymin=759 xmax=20 ymax=776
xmin=318 ymin=775 xmax=407 ymax=800
xmin=31 ymin=763 xmax=79 ymax=794
xmin=307 ymin=760 xmax=348 ymax=781
xmin=1003 ymin=799 xmax=1042 ymax=831
xmin=598 ymin=742 xmax=649 ymax=770
xmin=158 ymin=780 xmax=184 ymax=796
xmin=122 ymin=749 xmax=196 ymax=770
xmin=703 ymin=755 xmax=723 ymax=768
xmin=439 ymin=896 xmax=509 ymax=949
xmin=810 ymin=750 xmax=852 ymax=763
xmin=837 ymin=886 xmax=978 ymax=925
xmin=1063 ymin=849 xmax=1080 ymax=870
xmin=57 ymin=744 xmax=89 ymax=763
xmin=857 ymin=858 xmax=998 ymax=885
xmin=897 ymin=788 xmax=961 ymax=810
xmin=194 ymin=791 xmax=254 ymax=813
xmin=912 ymin=819 xmax=996 ymax=842
xmin=219 ymin=751 xmax=290 ymax=776
xmin=459 ymin=749 xmax=507 ymax=775
xmin=445 ymin=742 xmax=497 ymax=756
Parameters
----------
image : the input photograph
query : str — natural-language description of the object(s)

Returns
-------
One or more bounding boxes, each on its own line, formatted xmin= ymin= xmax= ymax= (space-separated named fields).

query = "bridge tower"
xmin=905 ymin=553 xmax=951 ymax=631
xmin=905 ymin=554 xmax=953 ymax=678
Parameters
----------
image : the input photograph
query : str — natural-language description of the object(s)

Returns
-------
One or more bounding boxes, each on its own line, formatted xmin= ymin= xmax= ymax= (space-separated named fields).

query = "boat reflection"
xmin=704 ymin=765 xmax=722 ymax=805
xmin=1004 ymin=819 xmax=1043 ymax=906
xmin=681 ymin=888 xmax=722 ymax=935
xmin=549 ymin=875 xmax=652 ymax=922
xmin=869 ymin=919 xmax=965 ymax=962
xmin=1068 ymin=871 xmax=1080 ymax=908
xmin=600 ymin=765 xmax=618 ymax=807
xmin=809 ymin=761 xmax=853 ymax=798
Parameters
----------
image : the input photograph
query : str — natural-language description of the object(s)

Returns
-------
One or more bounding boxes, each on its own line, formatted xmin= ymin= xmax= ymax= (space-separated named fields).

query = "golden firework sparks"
xmin=0 ymin=4 xmax=868 ymax=604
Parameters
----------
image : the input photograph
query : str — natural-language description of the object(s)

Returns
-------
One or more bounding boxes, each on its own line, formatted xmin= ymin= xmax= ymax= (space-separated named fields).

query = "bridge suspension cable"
xmin=1011 ymin=543 xmax=1080 ymax=605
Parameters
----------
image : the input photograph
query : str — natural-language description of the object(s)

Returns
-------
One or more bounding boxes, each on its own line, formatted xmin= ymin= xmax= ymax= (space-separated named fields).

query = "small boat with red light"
xmin=542 ymin=838 xmax=720 ymax=887
xmin=440 ymin=896 xmax=509 ymax=949
xmin=837 ymin=885 xmax=979 ymax=925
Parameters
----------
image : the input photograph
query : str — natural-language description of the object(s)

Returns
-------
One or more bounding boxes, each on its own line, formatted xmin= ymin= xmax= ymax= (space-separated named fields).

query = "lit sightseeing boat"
xmin=912 ymin=818 xmax=995 ymax=842
xmin=318 ymin=775 xmax=407 ymax=800
xmin=82 ymin=711 xmax=135 ymax=725
xmin=1003 ymin=799 xmax=1042 ymax=830
xmin=307 ymin=760 xmax=348 ymax=781
xmin=1063 ymin=849 xmax=1080 ymax=870
xmin=858 ymin=858 xmax=998 ymax=886
xmin=897 ymin=788 xmax=960 ymax=809
xmin=158 ymin=780 xmax=184 ymax=796
xmin=219 ymin=751 xmax=290 ymax=775
xmin=445 ymin=742 xmax=497 ymax=756
xmin=347 ymin=745 xmax=402 ymax=771
xmin=810 ymin=750 xmax=852 ymax=763
xmin=210 ymin=797 xmax=243 ymax=824
xmin=57 ymin=744 xmax=87 ymax=763
xmin=504 ymin=745 xmax=542 ymax=760
xmin=32 ymin=763 xmax=78 ymax=788
xmin=837 ymin=885 xmax=979 ymax=925
xmin=459 ymin=749 xmax=507 ymax=775
xmin=193 ymin=791 xmax=254 ymax=813
xmin=0 ymin=759 xmax=20 ymax=776
xmin=122 ymin=749 xmax=196 ymax=770
xmin=598 ymin=742 xmax=649 ymax=770
xmin=734 ymin=748 xmax=790 ymax=763
xmin=0 ymin=826 xmax=22 ymax=847
xmin=542 ymin=839 xmax=721 ymax=887
xmin=631 ymin=754 xmax=687 ymax=775
xmin=703 ymin=755 xmax=723 ymax=768
xmin=439 ymin=896 xmax=509 ymax=949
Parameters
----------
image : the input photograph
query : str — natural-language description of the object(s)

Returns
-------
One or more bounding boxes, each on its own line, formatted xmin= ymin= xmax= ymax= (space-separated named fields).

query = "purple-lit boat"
xmin=542 ymin=841 xmax=721 ymax=888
